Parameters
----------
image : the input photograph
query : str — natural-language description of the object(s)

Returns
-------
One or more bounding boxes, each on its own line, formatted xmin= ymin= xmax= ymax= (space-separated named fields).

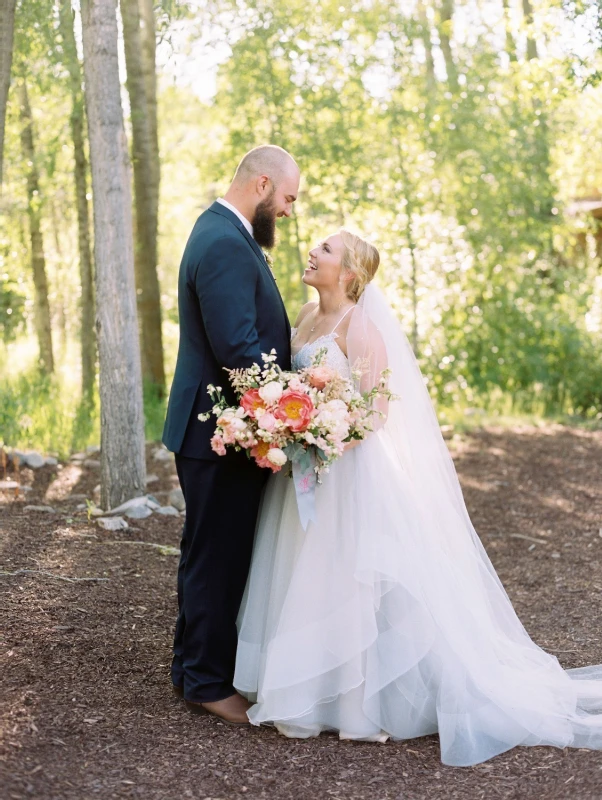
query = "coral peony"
xmin=251 ymin=439 xmax=281 ymax=472
xmin=275 ymin=390 xmax=314 ymax=432
xmin=240 ymin=388 xmax=265 ymax=418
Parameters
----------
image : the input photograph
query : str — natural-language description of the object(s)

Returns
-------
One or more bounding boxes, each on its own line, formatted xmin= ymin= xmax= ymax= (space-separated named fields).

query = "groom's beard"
xmin=252 ymin=193 xmax=278 ymax=249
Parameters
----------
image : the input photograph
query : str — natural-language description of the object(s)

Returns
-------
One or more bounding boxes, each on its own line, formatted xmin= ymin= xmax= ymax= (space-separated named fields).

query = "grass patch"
xmin=0 ymin=370 xmax=98 ymax=458
xmin=0 ymin=370 xmax=168 ymax=458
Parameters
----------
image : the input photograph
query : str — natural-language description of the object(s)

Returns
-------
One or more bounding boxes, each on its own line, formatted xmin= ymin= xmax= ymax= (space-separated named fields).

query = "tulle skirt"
xmin=234 ymin=430 xmax=602 ymax=766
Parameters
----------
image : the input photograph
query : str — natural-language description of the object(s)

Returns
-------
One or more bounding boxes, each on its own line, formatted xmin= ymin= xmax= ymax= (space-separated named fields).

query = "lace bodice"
xmin=291 ymin=329 xmax=352 ymax=379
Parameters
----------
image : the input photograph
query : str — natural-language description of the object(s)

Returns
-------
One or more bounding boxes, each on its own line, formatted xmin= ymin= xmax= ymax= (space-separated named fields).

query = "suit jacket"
xmin=162 ymin=201 xmax=292 ymax=458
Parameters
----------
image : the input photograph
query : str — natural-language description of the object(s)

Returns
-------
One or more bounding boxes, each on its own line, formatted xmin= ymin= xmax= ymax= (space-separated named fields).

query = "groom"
xmin=163 ymin=145 xmax=299 ymax=723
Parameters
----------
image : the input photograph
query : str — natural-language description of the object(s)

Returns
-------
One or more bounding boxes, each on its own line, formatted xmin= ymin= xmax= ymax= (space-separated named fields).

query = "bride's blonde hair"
xmin=339 ymin=229 xmax=380 ymax=302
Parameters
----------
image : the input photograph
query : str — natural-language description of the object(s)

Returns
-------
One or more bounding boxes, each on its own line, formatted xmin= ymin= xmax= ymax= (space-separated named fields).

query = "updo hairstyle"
xmin=339 ymin=229 xmax=380 ymax=302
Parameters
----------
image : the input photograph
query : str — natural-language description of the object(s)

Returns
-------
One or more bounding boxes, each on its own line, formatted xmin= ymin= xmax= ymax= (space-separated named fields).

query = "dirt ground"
xmin=1 ymin=424 xmax=602 ymax=800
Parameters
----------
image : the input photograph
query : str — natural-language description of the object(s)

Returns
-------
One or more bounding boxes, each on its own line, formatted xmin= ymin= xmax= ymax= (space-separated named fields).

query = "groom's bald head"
xmin=225 ymin=145 xmax=300 ymax=248
xmin=232 ymin=145 xmax=299 ymax=189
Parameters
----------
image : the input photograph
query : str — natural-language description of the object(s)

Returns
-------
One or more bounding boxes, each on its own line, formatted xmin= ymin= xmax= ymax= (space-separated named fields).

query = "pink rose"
xmin=210 ymin=434 xmax=227 ymax=456
xmin=307 ymin=365 xmax=336 ymax=390
xmin=221 ymin=426 xmax=237 ymax=445
xmin=274 ymin=390 xmax=314 ymax=432
xmin=257 ymin=412 xmax=277 ymax=432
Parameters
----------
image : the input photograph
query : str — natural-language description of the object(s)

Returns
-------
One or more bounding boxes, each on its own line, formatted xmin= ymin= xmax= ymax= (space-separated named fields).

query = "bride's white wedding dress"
xmin=233 ymin=285 xmax=602 ymax=766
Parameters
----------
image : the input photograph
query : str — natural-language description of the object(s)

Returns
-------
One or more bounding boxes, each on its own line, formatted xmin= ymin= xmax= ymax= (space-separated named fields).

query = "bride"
xmin=233 ymin=229 xmax=602 ymax=766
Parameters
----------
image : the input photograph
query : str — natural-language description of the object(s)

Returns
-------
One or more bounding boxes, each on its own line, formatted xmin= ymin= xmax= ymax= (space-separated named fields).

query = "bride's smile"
xmin=303 ymin=235 xmax=348 ymax=288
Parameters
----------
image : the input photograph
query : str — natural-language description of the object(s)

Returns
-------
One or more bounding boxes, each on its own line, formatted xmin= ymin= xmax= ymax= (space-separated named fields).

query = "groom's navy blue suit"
xmin=163 ymin=201 xmax=291 ymax=702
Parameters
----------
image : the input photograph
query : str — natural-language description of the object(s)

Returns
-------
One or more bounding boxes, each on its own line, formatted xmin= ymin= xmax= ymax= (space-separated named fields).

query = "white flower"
xmin=230 ymin=418 xmax=248 ymax=432
xmin=266 ymin=447 xmax=287 ymax=467
xmin=258 ymin=381 xmax=284 ymax=405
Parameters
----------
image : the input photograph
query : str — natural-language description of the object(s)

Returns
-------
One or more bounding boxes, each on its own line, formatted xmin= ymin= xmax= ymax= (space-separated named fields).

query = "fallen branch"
xmin=103 ymin=540 xmax=179 ymax=556
xmin=508 ymin=533 xmax=550 ymax=546
xmin=0 ymin=569 xmax=109 ymax=583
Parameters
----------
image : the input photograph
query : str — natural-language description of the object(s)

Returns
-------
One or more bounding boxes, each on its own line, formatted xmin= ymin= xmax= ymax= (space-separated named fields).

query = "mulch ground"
xmin=1 ymin=425 xmax=602 ymax=800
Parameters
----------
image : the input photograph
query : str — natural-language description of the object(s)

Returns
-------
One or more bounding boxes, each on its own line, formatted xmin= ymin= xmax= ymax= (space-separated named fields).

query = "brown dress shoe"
xmin=185 ymin=692 xmax=252 ymax=726
xmin=172 ymin=684 xmax=184 ymax=699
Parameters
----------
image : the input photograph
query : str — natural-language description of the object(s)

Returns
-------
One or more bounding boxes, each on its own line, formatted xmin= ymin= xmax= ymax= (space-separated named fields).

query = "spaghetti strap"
xmin=330 ymin=305 xmax=355 ymax=335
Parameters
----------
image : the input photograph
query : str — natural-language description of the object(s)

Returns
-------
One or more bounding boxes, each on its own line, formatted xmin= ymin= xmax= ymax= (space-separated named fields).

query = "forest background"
xmin=1 ymin=0 xmax=601 ymax=465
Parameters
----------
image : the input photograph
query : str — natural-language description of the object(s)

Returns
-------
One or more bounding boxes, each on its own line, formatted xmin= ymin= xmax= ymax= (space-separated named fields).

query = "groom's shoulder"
xmin=188 ymin=206 xmax=243 ymax=250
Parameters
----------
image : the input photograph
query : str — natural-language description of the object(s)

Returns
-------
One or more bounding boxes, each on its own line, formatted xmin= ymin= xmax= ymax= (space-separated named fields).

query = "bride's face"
xmin=304 ymin=234 xmax=345 ymax=290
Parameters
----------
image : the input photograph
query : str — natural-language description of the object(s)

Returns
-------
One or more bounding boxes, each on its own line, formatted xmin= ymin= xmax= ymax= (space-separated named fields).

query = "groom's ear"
xmin=256 ymin=174 xmax=271 ymax=195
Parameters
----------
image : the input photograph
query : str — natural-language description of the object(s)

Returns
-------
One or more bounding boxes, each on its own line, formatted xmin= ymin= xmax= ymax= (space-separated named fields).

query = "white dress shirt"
xmin=216 ymin=197 xmax=254 ymax=238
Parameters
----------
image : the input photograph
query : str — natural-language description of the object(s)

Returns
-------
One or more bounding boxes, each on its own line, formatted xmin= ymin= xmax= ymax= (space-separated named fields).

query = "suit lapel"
xmin=208 ymin=202 xmax=274 ymax=284
xmin=207 ymin=202 xmax=291 ymax=336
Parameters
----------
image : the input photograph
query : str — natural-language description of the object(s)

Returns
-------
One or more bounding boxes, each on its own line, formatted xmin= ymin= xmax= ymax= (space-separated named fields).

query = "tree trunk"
xmin=58 ymin=0 xmax=96 ymax=401
xmin=138 ymin=0 xmax=159 ymax=198
xmin=80 ymin=0 xmax=146 ymax=510
xmin=522 ymin=0 xmax=538 ymax=60
xmin=0 ymin=0 xmax=16 ymax=191
xmin=502 ymin=0 xmax=518 ymax=62
xmin=18 ymin=80 xmax=54 ymax=373
xmin=50 ymin=198 xmax=68 ymax=356
xmin=121 ymin=0 xmax=165 ymax=395
xmin=418 ymin=1 xmax=436 ymax=90
xmin=438 ymin=0 xmax=458 ymax=92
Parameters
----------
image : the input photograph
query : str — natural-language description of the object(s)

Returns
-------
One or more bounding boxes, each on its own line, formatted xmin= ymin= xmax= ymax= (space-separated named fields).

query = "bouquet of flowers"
xmin=199 ymin=349 xmax=393 ymax=529
xmin=200 ymin=349 xmax=391 ymax=474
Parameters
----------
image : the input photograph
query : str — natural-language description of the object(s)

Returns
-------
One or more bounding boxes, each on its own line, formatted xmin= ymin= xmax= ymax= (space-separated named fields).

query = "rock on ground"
xmin=23 ymin=452 xmax=46 ymax=469
xmin=153 ymin=447 xmax=173 ymax=463
xmin=155 ymin=505 xmax=180 ymax=517
xmin=96 ymin=516 xmax=129 ymax=531
xmin=125 ymin=505 xmax=153 ymax=520
xmin=168 ymin=488 xmax=185 ymax=511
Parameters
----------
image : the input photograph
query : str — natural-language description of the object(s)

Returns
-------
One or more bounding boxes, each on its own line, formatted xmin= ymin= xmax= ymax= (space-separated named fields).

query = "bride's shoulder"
xmin=293 ymin=301 xmax=318 ymax=328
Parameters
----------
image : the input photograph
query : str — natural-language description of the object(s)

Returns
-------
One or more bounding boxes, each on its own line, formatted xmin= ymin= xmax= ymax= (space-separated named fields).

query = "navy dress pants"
xmin=172 ymin=451 xmax=268 ymax=702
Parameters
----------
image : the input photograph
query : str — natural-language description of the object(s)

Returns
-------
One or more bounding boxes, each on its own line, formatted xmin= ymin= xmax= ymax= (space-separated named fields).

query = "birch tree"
xmin=522 ymin=0 xmax=539 ymax=61
xmin=58 ymin=0 xmax=96 ymax=401
xmin=121 ymin=0 xmax=165 ymax=395
xmin=0 ymin=0 xmax=17 ymax=191
xmin=438 ymin=0 xmax=458 ymax=92
xmin=18 ymin=79 xmax=54 ymax=372
xmin=80 ymin=0 xmax=146 ymax=509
